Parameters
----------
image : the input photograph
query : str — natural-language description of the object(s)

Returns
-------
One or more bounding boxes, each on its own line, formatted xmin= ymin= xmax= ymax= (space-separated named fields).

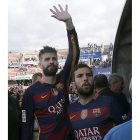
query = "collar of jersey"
xmin=39 ymin=78 xmax=58 ymax=85
xmin=39 ymin=79 xmax=44 ymax=84
xmin=78 ymin=93 xmax=99 ymax=103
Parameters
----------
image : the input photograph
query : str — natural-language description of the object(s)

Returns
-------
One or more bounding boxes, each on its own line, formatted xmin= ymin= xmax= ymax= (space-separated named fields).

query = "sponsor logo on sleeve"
xmin=92 ymin=108 xmax=101 ymax=117
xmin=81 ymin=109 xmax=88 ymax=120
xmin=22 ymin=110 xmax=26 ymax=122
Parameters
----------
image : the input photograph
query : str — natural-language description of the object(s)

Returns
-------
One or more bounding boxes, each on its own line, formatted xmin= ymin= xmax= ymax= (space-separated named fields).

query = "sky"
xmin=8 ymin=0 xmax=126 ymax=52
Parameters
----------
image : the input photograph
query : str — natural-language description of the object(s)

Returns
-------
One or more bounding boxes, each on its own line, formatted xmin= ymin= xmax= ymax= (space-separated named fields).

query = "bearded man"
xmin=67 ymin=64 xmax=124 ymax=140
xmin=21 ymin=4 xmax=80 ymax=140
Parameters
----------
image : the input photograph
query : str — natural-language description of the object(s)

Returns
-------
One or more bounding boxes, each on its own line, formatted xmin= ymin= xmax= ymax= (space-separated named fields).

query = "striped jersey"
xmin=21 ymin=28 xmax=80 ymax=140
xmin=67 ymin=93 xmax=125 ymax=140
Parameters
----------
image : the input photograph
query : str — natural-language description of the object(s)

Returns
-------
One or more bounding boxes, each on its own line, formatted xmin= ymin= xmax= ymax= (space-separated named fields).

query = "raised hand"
xmin=50 ymin=4 xmax=74 ymax=30
xmin=50 ymin=4 xmax=72 ymax=22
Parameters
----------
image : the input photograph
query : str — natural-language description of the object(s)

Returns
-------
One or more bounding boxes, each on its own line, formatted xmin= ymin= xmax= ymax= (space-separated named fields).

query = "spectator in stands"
xmin=72 ymin=93 xmax=79 ymax=102
xmin=22 ymin=66 xmax=27 ymax=75
xmin=108 ymin=73 xmax=130 ymax=115
xmin=22 ymin=82 xmax=24 ymax=86
xmin=69 ymin=84 xmax=73 ymax=94
xmin=14 ymin=89 xmax=20 ymax=100
xmin=109 ymin=42 xmax=113 ymax=50
xmin=19 ymin=65 xmax=22 ymax=71
xmin=104 ymin=61 xmax=107 ymax=67
xmin=19 ymin=90 xmax=24 ymax=96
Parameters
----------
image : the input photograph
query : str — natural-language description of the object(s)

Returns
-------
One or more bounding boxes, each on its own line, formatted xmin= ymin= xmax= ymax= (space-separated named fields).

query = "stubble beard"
xmin=75 ymin=83 xmax=94 ymax=97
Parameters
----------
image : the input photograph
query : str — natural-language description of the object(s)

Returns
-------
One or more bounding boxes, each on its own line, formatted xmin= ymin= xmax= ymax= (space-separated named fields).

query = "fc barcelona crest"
xmin=56 ymin=83 xmax=64 ymax=90
xmin=81 ymin=109 xmax=88 ymax=120
xmin=51 ymin=88 xmax=58 ymax=96
xmin=92 ymin=108 xmax=101 ymax=117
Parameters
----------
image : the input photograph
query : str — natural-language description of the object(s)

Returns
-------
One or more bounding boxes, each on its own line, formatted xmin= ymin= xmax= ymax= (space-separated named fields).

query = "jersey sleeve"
xmin=59 ymin=28 xmax=80 ymax=88
xmin=21 ymin=88 xmax=34 ymax=140
xmin=67 ymin=107 xmax=76 ymax=140
xmin=110 ymin=98 xmax=125 ymax=125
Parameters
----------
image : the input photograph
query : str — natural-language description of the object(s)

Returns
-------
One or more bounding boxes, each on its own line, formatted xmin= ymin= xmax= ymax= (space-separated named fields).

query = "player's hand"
xmin=50 ymin=4 xmax=72 ymax=23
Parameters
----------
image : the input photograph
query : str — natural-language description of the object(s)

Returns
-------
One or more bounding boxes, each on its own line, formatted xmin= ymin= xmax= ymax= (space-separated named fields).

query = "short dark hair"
xmin=94 ymin=74 xmax=108 ymax=88
xmin=39 ymin=45 xmax=57 ymax=61
xmin=32 ymin=72 xmax=43 ymax=82
xmin=71 ymin=64 xmax=93 ymax=81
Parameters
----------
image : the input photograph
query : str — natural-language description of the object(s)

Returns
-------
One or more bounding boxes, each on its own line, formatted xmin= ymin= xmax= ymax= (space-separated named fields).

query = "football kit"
xmin=67 ymin=93 xmax=125 ymax=140
xmin=21 ymin=28 xmax=80 ymax=140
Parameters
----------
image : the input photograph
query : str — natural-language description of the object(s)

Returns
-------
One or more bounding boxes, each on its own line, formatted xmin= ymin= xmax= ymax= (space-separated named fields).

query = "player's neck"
xmin=42 ymin=75 xmax=56 ymax=84
xmin=79 ymin=93 xmax=95 ymax=105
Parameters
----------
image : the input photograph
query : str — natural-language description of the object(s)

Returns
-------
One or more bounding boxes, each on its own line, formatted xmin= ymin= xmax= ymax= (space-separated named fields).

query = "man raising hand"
xmin=21 ymin=4 xmax=80 ymax=140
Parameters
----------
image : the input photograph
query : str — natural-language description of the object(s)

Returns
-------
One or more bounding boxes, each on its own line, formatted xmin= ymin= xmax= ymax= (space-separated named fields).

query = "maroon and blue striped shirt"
xmin=21 ymin=28 xmax=80 ymax=140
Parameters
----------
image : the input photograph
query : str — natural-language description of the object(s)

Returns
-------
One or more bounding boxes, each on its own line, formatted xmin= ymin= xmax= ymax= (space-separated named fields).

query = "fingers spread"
xmin=53 ymin=6 xmax=60 ymax=13
xmin=58 ymin=4 xmax=63 ymax=12
xmin=49 ymin=9 xmax=57 ymax=15
xmin=65 ymin=4 xmax=68 ymax=11
xmin=51 ymin=15 xmax=57 ymax=19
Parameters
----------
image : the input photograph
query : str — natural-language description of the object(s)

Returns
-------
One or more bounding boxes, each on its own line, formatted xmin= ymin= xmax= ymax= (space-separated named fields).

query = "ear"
xmin=38 ymin=62 xmax=42 ymax=69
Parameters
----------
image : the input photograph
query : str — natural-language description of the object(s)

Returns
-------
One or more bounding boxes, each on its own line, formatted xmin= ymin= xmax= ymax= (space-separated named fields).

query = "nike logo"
xmin=41 ymin=94 xmax=48 ymax=99
xmin=70 ymin=115 xmax=76 ymax=120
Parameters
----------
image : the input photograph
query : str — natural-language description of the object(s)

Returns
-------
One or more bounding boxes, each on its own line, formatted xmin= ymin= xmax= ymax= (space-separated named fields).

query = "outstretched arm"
xmin=50 ymin=4 xmax=74 ymax=30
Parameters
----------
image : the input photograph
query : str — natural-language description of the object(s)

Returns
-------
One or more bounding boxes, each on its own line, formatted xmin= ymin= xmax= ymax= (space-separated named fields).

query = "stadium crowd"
xmin=92 ymin=58 xmax=112 ymax=68
xmin=8 ymin=4 xmax=132 ymax=140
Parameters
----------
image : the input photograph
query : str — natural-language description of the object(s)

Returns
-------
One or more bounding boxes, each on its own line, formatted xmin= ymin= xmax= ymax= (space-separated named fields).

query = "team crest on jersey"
xmin=51 ymin=88 xmax=58 ymax=96
xmin=92 ymin=108 xmax=101 ymax=117
xmin=56 ymin=83 xmax=64 ymax=90
xmin=81 ymin=109 xmax=88 ymax=120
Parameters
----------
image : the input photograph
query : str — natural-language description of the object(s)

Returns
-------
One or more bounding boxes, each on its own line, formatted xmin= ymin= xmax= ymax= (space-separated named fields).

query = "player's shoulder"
xmin=98 ymin=94 xmax=117 ymax=104
xmin=25 ymin=81 xmax=42 ymax=93
xmin=98 ymin=94 xmax=114 ymax=101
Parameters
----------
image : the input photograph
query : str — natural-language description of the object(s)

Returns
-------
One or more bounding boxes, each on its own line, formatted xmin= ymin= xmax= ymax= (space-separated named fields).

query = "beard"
xmin=42 ymin=64 xmax=58 ymax=76
xmin=75 ymin=82 xmax=94 ymax=97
